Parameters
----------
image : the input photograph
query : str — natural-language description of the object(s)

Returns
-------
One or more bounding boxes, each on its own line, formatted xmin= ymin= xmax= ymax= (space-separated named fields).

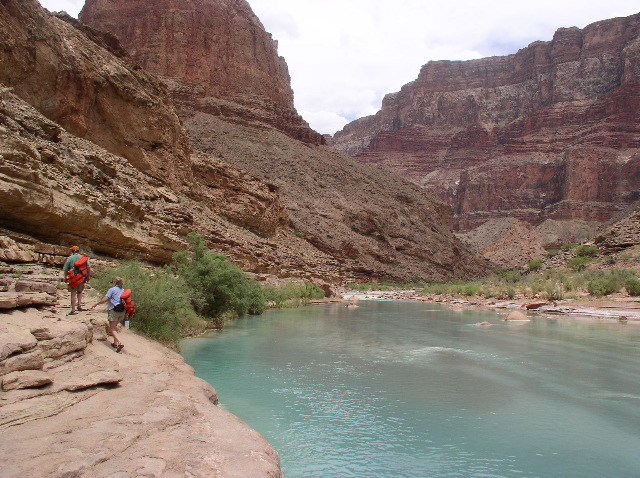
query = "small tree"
xmin=568 ymin=256 xmax=592 ymax=272
xmin=173 ymin=233 xmax=266 ymax=319
xmin=91 ymin=261 xmax=205 ymax=344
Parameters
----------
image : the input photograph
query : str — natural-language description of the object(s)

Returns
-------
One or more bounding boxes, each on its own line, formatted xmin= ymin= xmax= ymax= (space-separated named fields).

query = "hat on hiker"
xmin=71 ymin=245 xmax=80 ymax=252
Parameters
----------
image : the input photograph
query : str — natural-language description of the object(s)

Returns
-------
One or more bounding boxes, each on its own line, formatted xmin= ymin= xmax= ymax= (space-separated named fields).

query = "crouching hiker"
xmin=92 ymin=276 xmax=126 ymax=353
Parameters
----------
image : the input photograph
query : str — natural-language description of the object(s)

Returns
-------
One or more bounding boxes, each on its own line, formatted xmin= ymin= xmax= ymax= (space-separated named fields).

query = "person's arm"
xmin=91 ymin=295 xmax=109 ymax=309
xmin=61 ymin=256 xmax=72 ymax=279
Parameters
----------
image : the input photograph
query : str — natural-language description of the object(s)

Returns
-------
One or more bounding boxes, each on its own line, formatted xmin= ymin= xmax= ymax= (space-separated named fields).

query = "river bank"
xmin=340 ymin=289 xmax=640 ymax=321
xmin=0 ymin=289 xmax=282 ymax=477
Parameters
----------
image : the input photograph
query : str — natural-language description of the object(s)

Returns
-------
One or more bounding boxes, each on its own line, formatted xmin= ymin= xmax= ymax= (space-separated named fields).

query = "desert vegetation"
xmin=91 ymin=233 xmax=324 ymax=344
xmin=348 ymin=244 xmax=640 ymax=302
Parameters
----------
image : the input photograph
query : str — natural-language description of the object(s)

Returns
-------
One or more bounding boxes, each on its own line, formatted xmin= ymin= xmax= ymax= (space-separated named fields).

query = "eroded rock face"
xmin=0 ymin=0 xmax=490 ymax=282
xmin=0 ymin=0 xmax=191 ymax=187
xmin=333 ymin=14 xmax=640 ymax=236
xmin=76 ymin=0 xmax=490 ymax=281
xmin=596 ymin=209 xmax=640 ymax=251
xmin=80 ymin=0 xmax=323 ymax=145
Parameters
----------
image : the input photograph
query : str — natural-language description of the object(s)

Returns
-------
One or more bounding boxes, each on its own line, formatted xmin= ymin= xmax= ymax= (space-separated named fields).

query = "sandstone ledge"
xmin=0 ymin=307 xmax=282 ymax=477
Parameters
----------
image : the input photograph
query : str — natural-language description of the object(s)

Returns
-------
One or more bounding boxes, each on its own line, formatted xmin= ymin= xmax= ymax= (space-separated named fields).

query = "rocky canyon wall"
xmin=79 ymin=0 xmax=323 ymax=145
xmin=332 ymin=14 xmax=640 ymax=243
xmin=0 ymin=0 xmax=490 ymax=282
xmin=0 ymin=0 xmax=191 ymax=187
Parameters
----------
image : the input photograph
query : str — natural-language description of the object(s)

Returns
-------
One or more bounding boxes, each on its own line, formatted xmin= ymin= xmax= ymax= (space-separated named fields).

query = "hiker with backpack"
xmin=91 ymin=276 xmax=126 ymax=353
xmin=62 ymin=245 xmax=91 ymax=315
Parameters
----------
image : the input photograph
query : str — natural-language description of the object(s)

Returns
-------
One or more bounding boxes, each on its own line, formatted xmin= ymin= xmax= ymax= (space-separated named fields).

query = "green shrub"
xmin=546 ymin=249 xmax=560 ymax=257
xmin=497 ymin=269 xmax=523 ymax=283
xmin=263 ymin=281 xmax=325 ymax=307
xmin=561 ymin=243 xmax=577 ymax=251
xmin=173 ymin=233 xmax=266 ymax=319
xmin=568 ymin=256 xmax=592 ymax=272
xmin=91 ymin=261 xmax=206 ymax=344
xmin=527 ymin=259 xmax=543 ymax=271
xmin=587 ymin=271 xmax=625 ymax=297
xmin=626 ymin=278 xmax=640 ymax=296
xmin=543 ymin=283 xmax=564 ymax=301
xmin=574 ymin=245 xmax=599 ymax=257
xmin=461 ymin=282 xmax=481 ymax=297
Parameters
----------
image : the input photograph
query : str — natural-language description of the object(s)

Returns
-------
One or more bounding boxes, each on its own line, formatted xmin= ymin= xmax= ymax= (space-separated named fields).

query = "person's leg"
xmin=107 ymin=310 xmax=125 ymax=352
xmin=109 ymin=320 xmax=121 ymax=346
xmin=76 ymin=283 xmax=85 ymax=310
xmin=69 ymin=289 xmax=77 ymax=313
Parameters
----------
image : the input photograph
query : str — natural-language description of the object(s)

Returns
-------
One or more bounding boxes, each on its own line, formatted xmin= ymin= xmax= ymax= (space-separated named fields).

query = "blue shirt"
xmin=105 ymin=286 xmax=124 ymax=310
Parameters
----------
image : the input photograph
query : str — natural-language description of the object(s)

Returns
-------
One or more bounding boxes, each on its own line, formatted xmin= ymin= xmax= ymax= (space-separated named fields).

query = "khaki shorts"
xmin=108 ymin=309 xmax=126 ymax=322
xmin=67 ymin=282 xmax=85 ymax=293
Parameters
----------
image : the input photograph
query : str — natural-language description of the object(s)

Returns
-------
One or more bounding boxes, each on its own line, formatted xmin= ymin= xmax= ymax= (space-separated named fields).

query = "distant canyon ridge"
xmin=331 ymin=13 xmax=640 ymax=265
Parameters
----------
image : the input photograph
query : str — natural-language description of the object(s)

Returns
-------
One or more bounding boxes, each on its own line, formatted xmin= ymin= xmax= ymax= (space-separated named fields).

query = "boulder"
xmin=0 ymin=350 xmax=45 ymax=377
xmin=504 ymin=311 xmax=530 ymax=322
xmin=2 ymin=370 xmax=52 ymax=391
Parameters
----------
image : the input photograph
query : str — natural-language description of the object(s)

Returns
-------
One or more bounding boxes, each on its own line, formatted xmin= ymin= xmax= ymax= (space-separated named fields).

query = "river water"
xmin=180 ymin=300 xmax=640 ymax=477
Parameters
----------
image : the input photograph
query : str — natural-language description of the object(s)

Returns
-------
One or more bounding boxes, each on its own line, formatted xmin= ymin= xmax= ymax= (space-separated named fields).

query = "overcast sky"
xmin=39 ymin=0 xmax=639 ymax=135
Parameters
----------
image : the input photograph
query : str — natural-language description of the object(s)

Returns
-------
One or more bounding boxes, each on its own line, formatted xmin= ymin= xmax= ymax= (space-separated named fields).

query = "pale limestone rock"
xmin=62 ymin=370 xmax=122 ymax=391
xmin=0 ymin=350 xmax=45 ymax=376
xmin=0 ymin=293 xmax=18 ymax=309
xmin=0 ymin=306 xmax=282 ymax=477
xmin=15 ymin=279 xmax=57 ymax=295
xmin=2 ymin=370 xmax=52 ymax=391
xmin=0 ymin=236 xmax=36 ymax=263
xmin=37 ymin=321 xmax=92 ymax=359
xmin=0 ymin=327 xmax=38 ymax=362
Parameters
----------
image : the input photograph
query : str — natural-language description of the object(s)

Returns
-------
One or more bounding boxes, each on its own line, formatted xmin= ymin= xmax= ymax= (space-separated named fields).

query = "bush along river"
xmin=180 ymin=300 xmax=640 ymax=478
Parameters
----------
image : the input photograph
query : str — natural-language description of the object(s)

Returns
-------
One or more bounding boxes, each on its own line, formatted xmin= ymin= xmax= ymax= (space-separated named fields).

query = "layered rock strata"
xmin=0 ymin=0 xmax=490 ymax=282
xmin=333 ymin=14 xmax=640 ymax=238
xmin=0 ymin=1 xmax=191 ymax=187
xmin=80 ymin=0 xmax=323 ymax=145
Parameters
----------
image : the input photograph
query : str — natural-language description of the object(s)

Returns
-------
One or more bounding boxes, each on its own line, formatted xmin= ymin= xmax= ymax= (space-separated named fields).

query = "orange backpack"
xmin=67 ymin=255 xmax=89 ymax=288
xmin=120 ymin=289 xmax=136 ymax=318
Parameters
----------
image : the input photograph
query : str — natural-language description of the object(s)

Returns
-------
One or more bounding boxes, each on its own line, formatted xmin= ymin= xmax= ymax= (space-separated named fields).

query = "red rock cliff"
xmin=333 ymin=14 xmax=640 ymax=234
xmin=80 ymin=0 xmax=323 ymax=145
xmin=0 ymin=0 xmax=490 ymax=282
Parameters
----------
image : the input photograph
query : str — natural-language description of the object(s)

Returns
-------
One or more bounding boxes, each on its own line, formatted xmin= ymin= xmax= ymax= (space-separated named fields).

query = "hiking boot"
xmin=116 ymin=344 xmax=124 ymax=353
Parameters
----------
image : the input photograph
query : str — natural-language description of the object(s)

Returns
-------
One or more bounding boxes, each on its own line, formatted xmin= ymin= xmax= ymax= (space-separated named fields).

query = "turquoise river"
xmin=180 ymin=300 xmax=640 ymax=477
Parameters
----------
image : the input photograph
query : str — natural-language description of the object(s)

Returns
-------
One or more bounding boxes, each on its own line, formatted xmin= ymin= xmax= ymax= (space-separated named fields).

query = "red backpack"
xmin=67 ymin=255 xmax=89 ymax=288
xmin=120 ymin=289 xmax=136 ymax=318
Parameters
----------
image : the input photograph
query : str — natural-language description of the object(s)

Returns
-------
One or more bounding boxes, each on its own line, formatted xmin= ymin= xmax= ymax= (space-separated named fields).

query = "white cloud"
xmin=38 ymin=0 xmax=640 ymax=134
xmin=299 ymin=110 xmax=349 ymax=137
xmin=38 ymin=0 xmax=83 ymax=16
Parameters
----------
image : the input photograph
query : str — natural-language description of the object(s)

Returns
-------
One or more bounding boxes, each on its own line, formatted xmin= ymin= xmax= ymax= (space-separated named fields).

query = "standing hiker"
xmin=91 ymin=276 xmax=125 ymax=353
xmin=62 ymin=245 xmax=91 ymax=315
